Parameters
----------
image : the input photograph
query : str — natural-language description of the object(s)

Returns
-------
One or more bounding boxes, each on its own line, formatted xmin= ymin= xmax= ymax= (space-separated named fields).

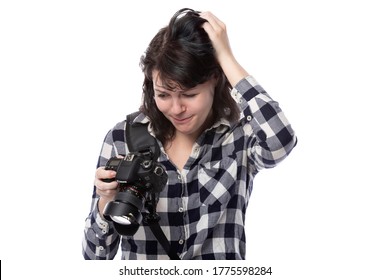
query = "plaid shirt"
xmin=83 ymin=76 xmax=297 ymax=260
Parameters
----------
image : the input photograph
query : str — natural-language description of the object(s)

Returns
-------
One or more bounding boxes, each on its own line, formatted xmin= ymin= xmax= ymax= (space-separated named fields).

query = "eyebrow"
xmin=154 ymin=88 xmax=169 ymax=94
xmin=154 ymin=85 xmax=185 ymax=94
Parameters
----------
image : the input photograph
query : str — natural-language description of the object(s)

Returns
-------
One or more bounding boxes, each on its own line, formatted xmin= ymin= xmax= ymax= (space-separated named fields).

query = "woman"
xmin=83 ymin=8 xmax=297 ymax=260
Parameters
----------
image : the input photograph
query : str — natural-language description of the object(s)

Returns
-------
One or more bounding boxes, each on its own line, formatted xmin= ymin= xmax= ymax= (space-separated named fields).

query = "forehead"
xmin=152 ymin=70 xmax=183 ymax=92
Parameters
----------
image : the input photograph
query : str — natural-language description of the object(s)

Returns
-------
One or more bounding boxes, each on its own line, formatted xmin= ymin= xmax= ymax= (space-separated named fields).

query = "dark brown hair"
xmin=139 ymin=8 xmax=239 ymax=144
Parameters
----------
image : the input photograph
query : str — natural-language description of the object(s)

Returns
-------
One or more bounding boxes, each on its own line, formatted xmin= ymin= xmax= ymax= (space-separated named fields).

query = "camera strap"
xmin=126 ymin=112 xmax=160 ymax=160
xmin=125 ymin=112 xmax=180 ymax=260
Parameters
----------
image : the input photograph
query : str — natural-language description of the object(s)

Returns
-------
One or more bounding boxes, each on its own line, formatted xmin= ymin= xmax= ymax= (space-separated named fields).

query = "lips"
xmin=171 ymin=116 xmax=193 ymax=125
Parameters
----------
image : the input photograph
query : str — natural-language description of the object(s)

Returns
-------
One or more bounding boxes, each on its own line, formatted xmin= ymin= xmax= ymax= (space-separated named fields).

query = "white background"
xmin=1 ymin=0 xmax=389 ymax=279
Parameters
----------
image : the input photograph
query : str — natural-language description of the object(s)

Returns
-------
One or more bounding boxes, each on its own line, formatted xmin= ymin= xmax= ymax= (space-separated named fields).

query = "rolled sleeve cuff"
xmin=91 ymin=200 xmax=111 ymax=236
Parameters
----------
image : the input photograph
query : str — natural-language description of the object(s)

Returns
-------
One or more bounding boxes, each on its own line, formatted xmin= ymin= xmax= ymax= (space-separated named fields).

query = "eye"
xmin=155 ymin=91 xmax=170 ymax=99
xmin=182 ymin=93 xmax=198 ymax=98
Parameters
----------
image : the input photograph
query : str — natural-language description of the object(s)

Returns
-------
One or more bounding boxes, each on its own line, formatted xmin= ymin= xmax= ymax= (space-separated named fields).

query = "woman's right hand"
xmin=95 ymin=167 xmax=119 ymax=214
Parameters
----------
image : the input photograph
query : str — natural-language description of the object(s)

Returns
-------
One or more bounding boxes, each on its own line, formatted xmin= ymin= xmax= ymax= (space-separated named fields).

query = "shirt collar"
xmin=133 ymin=112 xmax=149 ymax=124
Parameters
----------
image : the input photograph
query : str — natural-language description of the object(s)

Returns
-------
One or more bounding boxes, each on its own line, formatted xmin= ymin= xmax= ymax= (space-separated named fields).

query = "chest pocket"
xmin=198 ymin=155 xmax=238 ymax=207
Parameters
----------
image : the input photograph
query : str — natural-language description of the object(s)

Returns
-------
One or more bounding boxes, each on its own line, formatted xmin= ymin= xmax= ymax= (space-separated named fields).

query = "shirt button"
xmin=98 ymin=246 xmax=104 ymax=251
xmin=178 ymin=207 xmax=184 ymax=212
xmin=178 ymin=175 xmax=182 ymax=181
xmin=178 ymin=239 xmax=184 ymax=245
xmin=246 ymin=115 xmax=252 ymax=121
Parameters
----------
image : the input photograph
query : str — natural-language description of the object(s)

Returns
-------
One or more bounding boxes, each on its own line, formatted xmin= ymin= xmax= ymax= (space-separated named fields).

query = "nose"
xmin=171 ymin=97 xmax=186 ymax=115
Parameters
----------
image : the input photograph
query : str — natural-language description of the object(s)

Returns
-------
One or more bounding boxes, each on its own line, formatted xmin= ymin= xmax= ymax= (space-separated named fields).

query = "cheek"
xmin=202 ymin=94 xmax=214 ymax=111
xmin=154 ymin=99 xmax=167 ymax=113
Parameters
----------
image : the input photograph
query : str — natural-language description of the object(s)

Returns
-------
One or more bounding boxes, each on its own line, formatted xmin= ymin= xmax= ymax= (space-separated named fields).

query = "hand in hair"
xmin=200 ymin=11 xmax=248 ymax=87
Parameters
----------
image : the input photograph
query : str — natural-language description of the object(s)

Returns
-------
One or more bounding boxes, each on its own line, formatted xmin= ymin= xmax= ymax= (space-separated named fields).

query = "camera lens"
xmin=111 ymin=213 xmax=137 ymax=225
xmin=103 ymin=189 xmax=144 ymax=228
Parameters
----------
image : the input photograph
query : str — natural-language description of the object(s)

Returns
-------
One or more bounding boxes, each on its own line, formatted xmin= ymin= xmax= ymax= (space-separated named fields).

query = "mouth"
xmin=171 ymin=116 xmax=193 ymax=124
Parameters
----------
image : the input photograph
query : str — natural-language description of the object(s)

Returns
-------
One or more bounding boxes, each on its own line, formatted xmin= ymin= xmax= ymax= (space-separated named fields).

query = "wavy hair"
xmin=139 ymin=8 xmax=240 ymax=144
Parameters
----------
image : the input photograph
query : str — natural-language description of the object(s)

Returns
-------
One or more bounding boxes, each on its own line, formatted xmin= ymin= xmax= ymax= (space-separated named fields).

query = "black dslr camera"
xmin=102 ymin=151 xmax=168 ymax=235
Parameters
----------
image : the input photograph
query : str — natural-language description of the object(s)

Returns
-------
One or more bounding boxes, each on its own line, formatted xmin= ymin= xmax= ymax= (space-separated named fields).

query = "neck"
xmin=168 ymin=130 xmax=197 ymax=150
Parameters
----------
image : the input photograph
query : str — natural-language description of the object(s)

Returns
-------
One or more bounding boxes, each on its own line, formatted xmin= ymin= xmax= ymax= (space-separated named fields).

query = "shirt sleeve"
xmin=232 ymin=76 xmax=297 ymax=171
xmin=82 ymin=121 xmax=127 ymax=260
xmin=82 ymin=198 xmax=120 ymax=259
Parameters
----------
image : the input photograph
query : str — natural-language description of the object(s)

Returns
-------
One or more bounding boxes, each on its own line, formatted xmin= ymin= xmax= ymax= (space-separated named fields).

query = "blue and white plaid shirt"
xmin=83 ymin=76 xmax=297 ymax=260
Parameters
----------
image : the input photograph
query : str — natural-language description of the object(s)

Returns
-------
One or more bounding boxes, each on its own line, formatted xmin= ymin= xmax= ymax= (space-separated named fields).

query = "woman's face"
xmin=152 ymin=70 xmax=215 ymax=140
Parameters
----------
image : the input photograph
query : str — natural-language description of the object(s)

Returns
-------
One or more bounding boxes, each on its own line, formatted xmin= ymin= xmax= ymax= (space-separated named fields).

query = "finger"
xmin=96 ymin=187 xmax=118 ymax=199
xmin=95 ymin=177 xmax=118 ymax=189
xmin=95 ymin=167 xmax=118 ymax=191
xmin=96 ymin=166 xmax=116 ymax=181
xmin=201 ymin=21 xmax=214 ymax=39
xmin=200 ymin=14 xmax=227 ymax=44
xmin=200 ymin=11 xmax=225 ymax=30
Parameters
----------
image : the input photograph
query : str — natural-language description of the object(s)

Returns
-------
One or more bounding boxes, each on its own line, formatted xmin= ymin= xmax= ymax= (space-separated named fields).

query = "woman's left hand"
xmin=200 ymin=11 xmax=233 ymax=64
xmin=200 ymin=11 xmax=249 ymax=86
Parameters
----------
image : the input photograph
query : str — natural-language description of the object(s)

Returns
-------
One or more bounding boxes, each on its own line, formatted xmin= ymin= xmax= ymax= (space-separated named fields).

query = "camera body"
xmin=105 ymin=152 xmax=167 ymax=193
xmin=102 ymin=151 xmax=168 ymax=234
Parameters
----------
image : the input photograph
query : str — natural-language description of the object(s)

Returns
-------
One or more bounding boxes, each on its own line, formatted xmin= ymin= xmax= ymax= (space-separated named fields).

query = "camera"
xmin=102 ymin=151 xmax=168 ymax=235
